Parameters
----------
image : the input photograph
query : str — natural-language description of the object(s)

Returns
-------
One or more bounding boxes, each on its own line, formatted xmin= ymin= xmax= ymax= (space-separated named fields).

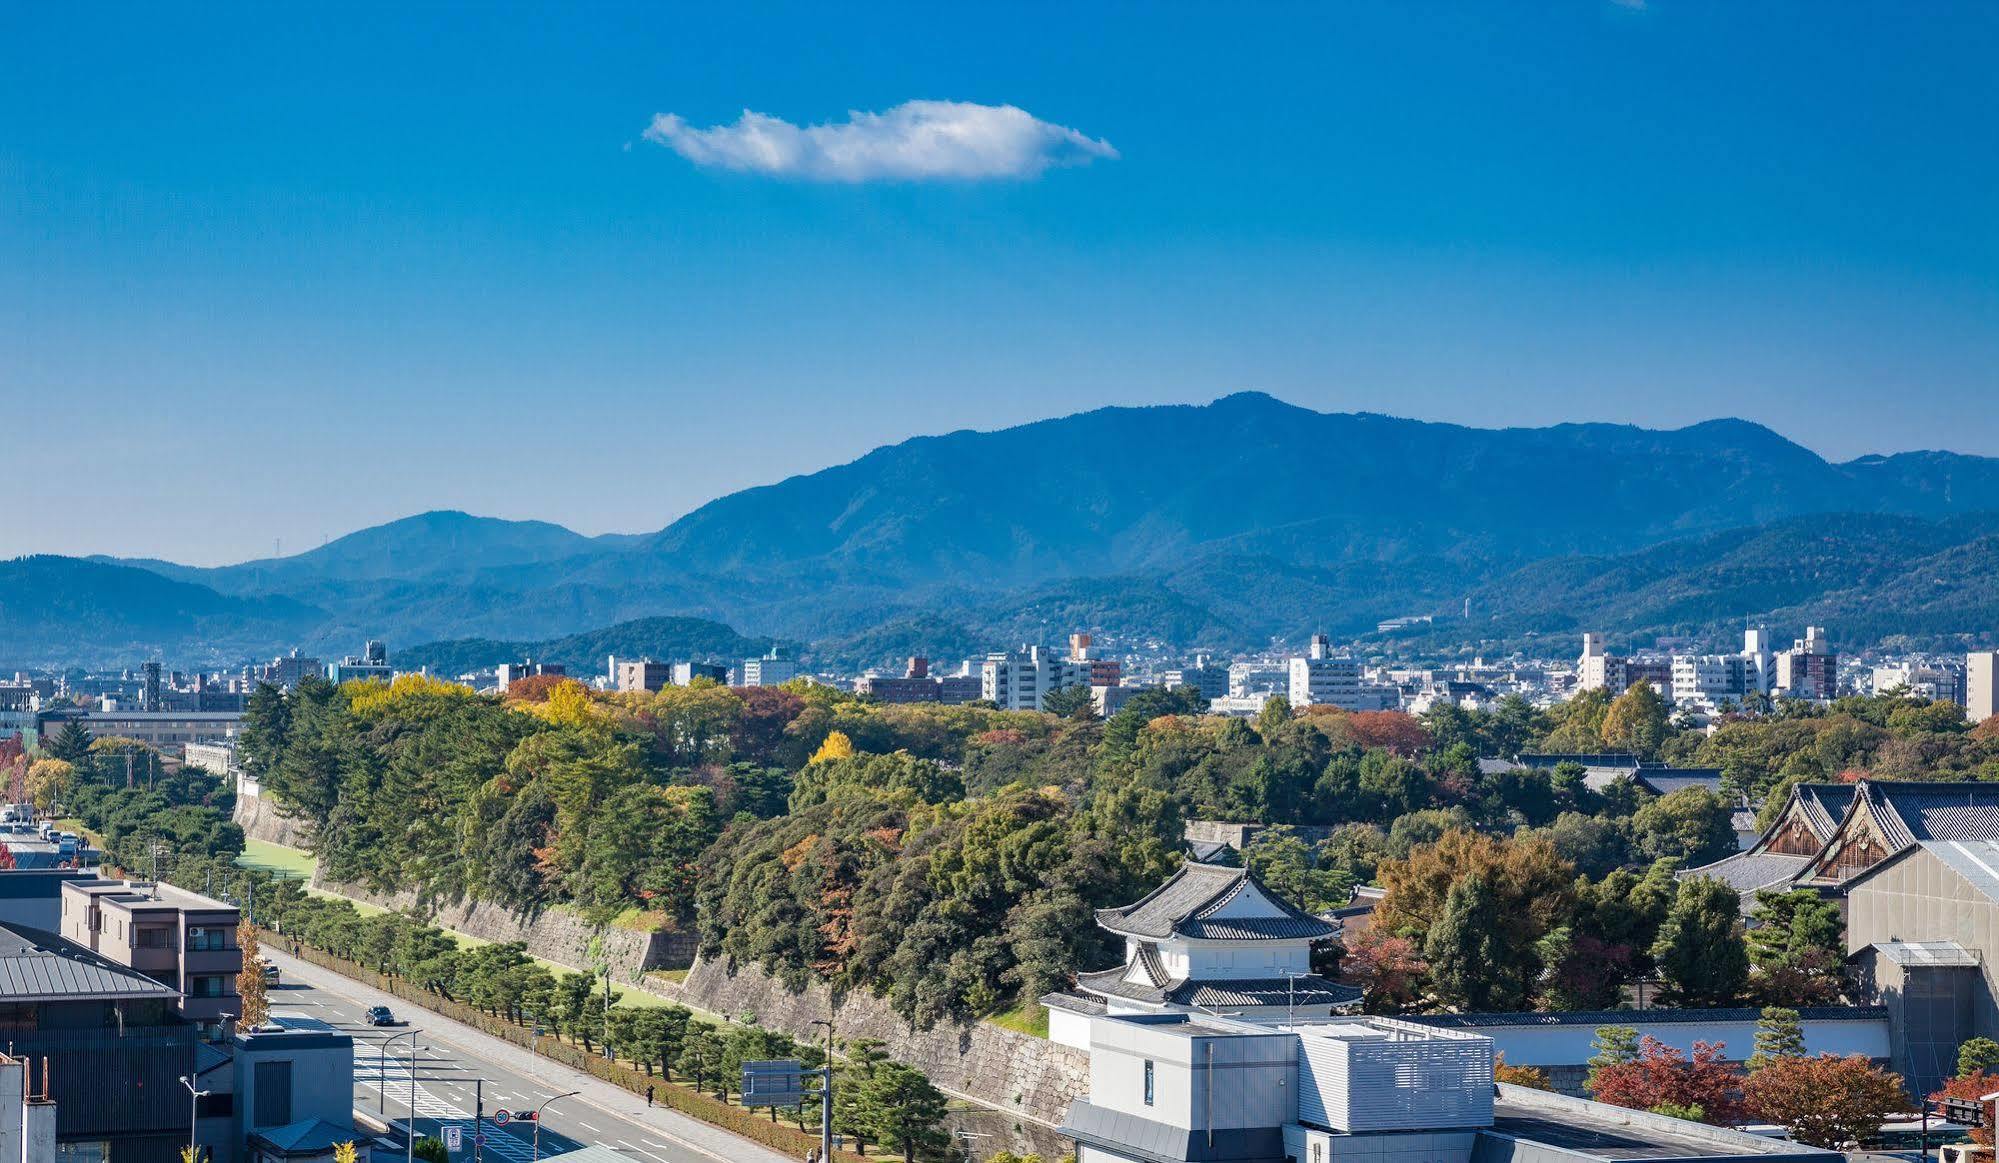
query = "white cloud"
xmin=642 ymin=100 xmax=1117 ymax=181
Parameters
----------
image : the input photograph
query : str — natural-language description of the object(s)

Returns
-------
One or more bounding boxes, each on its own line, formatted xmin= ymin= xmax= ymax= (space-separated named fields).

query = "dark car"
xmin=364 ymin=1006 xmax=397 ymax=1026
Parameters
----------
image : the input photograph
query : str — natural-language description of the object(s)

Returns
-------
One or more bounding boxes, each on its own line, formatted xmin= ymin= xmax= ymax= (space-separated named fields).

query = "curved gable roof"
xmin=1094 ymin=860 xmax=1337 ymax=941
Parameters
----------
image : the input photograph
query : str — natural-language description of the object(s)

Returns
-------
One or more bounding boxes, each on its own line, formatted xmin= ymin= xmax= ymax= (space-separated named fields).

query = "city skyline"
xmin=7 ymin=4 xmax=1999 ymax=563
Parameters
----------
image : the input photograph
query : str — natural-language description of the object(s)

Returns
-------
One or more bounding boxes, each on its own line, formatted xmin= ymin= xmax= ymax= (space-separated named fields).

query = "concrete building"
xmin=1160 ymin=656 xmax=1228 ymax=702
xmin=1871 ymin=659 xmax=1968 ymax=706
xmin=494 ymin=660 xmax=564 ymax=693
xmin=37 ymin=709 xmax=241 ymax=753
xmin=1775 ymin=626 xmax=1838 ymax=701
xmin=1287 ymin=635 xmax=1361 ymax=710
xmin=856 ymin=658 xmax=981 ymax=705
xmin=325 ymin=641 xmax=392 ymax=685
xmin=609 ymin=657 xmax=674 ymax=693
xmin=1056 ymin=1009 xmax=1832 ymax=1163
xmin=255 ymin=652 xmax=323 ymax=692
xmin=59 ymin=879 xmax=242 ymax=1033
xmin=0 ymin=1053 xmax=57 ymax=1163
xmin=1969 ymin=650 xmax=1998 ymax=724
xmin=981 ymin=646 xmax=1092 ymax=712
xmin=1068 ymin=634 xmax=1122 ymax=688
xmin=1227 ymin=663 xmax=1289 ymax=700
xmin=738 ymin=647 xmax=796 ymax=688
xmin=235 ymin=1016 xmax=367 ymax=1163
xmin=184 ymin=739 xmax=240 ymax=781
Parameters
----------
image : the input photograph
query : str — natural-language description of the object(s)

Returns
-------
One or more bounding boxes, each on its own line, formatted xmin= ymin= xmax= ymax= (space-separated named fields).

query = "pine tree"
xmin=238 ymin=922 xmax=270 ymax=1028
xmin=1423 ymin=874 xmax=1514 ymax=1010
xmin=1958 ymin=1037 xmax=1999 ymax=1078
xmin=1747 ymin=1007 xmax=1806 ymax=1072
xmin=1652 ymin=878 xmax=1749 ymax=1005
xmin=1586 ymin=1026 xmax=1641 ymax=1097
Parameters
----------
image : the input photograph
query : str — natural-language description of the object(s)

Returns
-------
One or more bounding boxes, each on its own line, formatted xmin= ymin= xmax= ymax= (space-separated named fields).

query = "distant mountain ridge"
xmin=11 ymin=393 xmax=1999 ymax=666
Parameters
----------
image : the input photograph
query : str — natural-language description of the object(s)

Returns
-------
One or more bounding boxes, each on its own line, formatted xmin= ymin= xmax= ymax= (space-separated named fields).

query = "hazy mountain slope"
xmin=0 ymin=556 xmax=326 ymax=667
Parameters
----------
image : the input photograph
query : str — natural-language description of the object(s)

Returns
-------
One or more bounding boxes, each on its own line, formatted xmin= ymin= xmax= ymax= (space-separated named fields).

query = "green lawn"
xmin=984 ymin=999 xmax=1049 ymax=1039
xmin=237 ymin=838 xmax=318 ymax=880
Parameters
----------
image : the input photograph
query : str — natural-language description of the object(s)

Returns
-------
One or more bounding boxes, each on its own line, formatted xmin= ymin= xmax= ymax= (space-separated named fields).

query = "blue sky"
xmin=5 ymin=3 xmax=1998 ymax=564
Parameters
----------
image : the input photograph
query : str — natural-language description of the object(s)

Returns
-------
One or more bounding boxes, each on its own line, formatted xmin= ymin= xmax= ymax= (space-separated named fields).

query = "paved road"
xmin=262 ymin=948 xmax=796 ymax=1163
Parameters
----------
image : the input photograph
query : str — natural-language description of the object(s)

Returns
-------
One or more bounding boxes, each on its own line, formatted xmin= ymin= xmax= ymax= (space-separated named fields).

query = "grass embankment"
xmin=235 ymin=838 xmax=673 ymax=1007
xmin=984 ymin=999 xmax=1049 ymax=1039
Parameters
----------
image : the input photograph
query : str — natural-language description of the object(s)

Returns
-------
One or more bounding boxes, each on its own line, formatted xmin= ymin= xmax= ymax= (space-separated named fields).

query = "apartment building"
xmin=855 ymin=658 xmax=982 ymax=705
xmin=1160 ymin=656 xmax=1228 ymax=701
xmin=325 ymin=641 xmax=392 ymax=685
xmin=738 ymin=647 xmax=797 ymax=687
xmin=1287 ymin=634 xmax=1361 ymax=710
xmin=1871 ymin=659 xmax=1968 ymax=706
xmin=1775 ymin=626 xmax=1838 ymax=701
xmin=982 ymin=646 xmax=1093 ymax=712
xmin=59 ymin=879 xmax=241 ymax=1031
xmin=1967 ymin=651 xmax=1997 ymax=724
xmin=609 ymin=657 xmax=674 ymax=693
xmin=494 ymin=660 xmax=564 ymax=693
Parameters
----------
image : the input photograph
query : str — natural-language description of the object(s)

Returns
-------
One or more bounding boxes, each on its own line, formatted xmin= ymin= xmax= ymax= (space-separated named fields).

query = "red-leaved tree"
xmin=1743 ymin=1053 xmax=1910 ymax=1148
xmin=1933 ymin=1071 xmax=1999 ymax=1147
xmin=1588 ymin=1037 xmax=1745 ymax=1125
xmin=1339 ymin=927 xmax=1427 ymax=1013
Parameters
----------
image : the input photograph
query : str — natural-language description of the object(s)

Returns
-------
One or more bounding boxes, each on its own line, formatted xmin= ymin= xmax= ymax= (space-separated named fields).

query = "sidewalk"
xmin=265 ymin=947 xmax=796 ymax=1163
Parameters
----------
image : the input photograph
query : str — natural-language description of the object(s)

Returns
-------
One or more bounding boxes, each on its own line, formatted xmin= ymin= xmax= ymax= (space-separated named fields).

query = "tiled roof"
xmin=1171 ymin=975 xmax=1361 ymax=1010
xmin=1790 ymin=784 xmax=1851 ymax=839
xmin=1861 ymin=782 xmax=1999 ymax=848
xmin=1094 ymin=861 xmax=1337 ymax=941
xmin=0 ymin=921 xmax=180 ymax=1002
xmin=1037 ymin=990 xmax=1106 ymax=1017
xmin=1636 ymin=770 xmax=1727 ymax=797
xmin=1681 ymin=850 xmax=1812 ymax=893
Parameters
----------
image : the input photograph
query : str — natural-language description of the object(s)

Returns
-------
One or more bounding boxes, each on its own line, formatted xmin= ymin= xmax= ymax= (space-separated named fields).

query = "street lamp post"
xmin=532 ymin=1090 xmax=580 ymax=1163
xmin=178 ymin=1075 xmax=209 ymax=1163
xmin=407 ymin=1041 xmax=423 ymax=1163
xmin=381 ymin=1028 xmax=423 ymax=1115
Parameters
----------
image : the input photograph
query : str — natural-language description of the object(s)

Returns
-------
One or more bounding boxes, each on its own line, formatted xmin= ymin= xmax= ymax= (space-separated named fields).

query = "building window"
xmin=189 ymin=975 xmax=232 ymax=998
xmin=187 ymin=926 xmax=232 ymax=952
xmin=136 ymin=926 xmax=171 ymax=948
xmin=253 ymin=1060 xmax=293 ymax=1127
xmin=1143 ymin=1059 xmax=1154 ymax=1106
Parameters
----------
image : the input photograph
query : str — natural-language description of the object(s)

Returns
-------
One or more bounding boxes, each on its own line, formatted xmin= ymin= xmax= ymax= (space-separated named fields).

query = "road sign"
xmin=493 ymin=1109 xmax=511 ymax=1125
xmin=444 ymin=1127 xmax=463 ymax=1153
xmin=742 ymin=1059 xmax=808 ymax=1107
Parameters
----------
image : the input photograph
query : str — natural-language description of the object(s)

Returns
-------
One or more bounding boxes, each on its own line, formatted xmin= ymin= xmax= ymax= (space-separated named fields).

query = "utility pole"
xmin=474 ymin=1078 xmax=484 ymax=1163
xmin=408 ymin=1041 xmax=420 ymax=1163
xmin=601 ymin=965 xmax=612 ymax=1058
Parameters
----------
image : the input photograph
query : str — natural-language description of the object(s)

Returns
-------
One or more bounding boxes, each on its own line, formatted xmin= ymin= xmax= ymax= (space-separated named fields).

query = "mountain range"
xmin=9 ymin=392 xmax=1999 ymax=668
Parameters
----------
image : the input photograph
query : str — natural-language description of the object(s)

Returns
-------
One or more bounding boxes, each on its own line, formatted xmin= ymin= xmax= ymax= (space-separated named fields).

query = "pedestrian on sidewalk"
xmin=646 ymin=1083 xmax=655 ymax=1107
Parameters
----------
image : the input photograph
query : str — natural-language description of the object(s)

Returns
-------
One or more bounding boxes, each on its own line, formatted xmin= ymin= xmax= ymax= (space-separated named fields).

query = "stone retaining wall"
xmin=661 ymin=954 xmax=1087 ymax=1143
xmin=312 ymin=877 xmax=695 ymax=978
xmin=232 ymin=791 xmax=314 ymax=849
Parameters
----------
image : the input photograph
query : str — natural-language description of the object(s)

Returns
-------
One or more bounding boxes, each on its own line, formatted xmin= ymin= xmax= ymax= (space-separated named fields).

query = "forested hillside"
xmin=210 ymin=671 xmax=1999 ymax=1029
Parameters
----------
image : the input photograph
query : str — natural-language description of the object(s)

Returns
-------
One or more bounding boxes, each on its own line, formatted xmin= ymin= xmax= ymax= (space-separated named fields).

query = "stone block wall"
xmin=232 ymin=792 xmax=314 ymax=849
xmin=311 ymin=877 xmax=694 ymax=978
xmin=661 ymin=954 xmax=1088 ymax=1131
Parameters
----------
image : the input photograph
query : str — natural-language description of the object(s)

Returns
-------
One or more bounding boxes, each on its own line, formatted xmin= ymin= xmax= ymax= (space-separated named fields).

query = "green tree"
xmin=1424 ymin=875 xmax=1515 ymax=1011
xmin=1040 ymin=683 xmax=1098 ymax=721
xmin=1586 ymin=1025 xmax=1641 ymax=1096
xmin=1747 ymin=1007 xmax=1806 ymax=1072
xmin=1959 ymin=1037 xmax=1999 ymax=1079
xmin=859 ymin=1059 xmax=951 ymax=1162
xmin=1600 ymin=682 xmax=1672 ymax=757
xmin=46 ymin=720 xmax=93 ymax=763
xmin=1652 ymin=877 xmax=1749 ymax=1005
xmin=1630 ymin=787 xmax=1736 ymax=867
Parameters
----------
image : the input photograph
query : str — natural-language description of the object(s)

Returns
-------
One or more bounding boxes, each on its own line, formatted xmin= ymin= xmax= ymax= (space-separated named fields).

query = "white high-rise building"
xmin=1576 ymin=633 xmax=1626 ymax=693
xmin=981 ymin=646 xmax=1092 ymax=712
xmin=739 ymin=647 xmax=797 ymax=687
xmin=1288 ymin=634 xmax=1362 ymax=709
xmin=1775 ymin=626 xmax=1838 ymax=701
xmin=1970 ymin=651 xmax=1999 ymax=724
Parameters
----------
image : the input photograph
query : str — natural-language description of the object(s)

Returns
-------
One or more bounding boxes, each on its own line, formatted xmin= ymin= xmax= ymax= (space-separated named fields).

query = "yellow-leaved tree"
xmin=809 ymin=730 xmax=855 ymax=765
xmin=238 ymin=922 xmax=269 ymax=1029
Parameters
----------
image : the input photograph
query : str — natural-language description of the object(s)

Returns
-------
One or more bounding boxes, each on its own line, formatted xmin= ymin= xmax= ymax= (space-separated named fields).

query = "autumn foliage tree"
xmin=1338 ymin=927 xmax=1427 ymax=1013
xmin=1933 ymin=1072 xmax=1999 ymax=1147
xmin=1742 ymin=1054 xmax=1909 ymax=1148
xmin=238 ymin=922 xmax=270 ymax=1028
xmin=1374 ymin=829 xmax=1576 ymax=1006
xmin=1587 ymin=1036 xmax=1745 ymax=1125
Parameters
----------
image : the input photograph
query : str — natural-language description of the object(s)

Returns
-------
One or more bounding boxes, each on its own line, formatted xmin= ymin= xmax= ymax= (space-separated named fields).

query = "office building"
xmin=326 ymin=641 xmax=392 ymax=685
xmin=1774 ymin=626 xmax=1838 ymax=701
xmin=1287 ymin=634 xmax=1361 ymax=710
xmin=1968 ymin=651 xmax=1998 ymax=724
xmin=738 ymin=648 xmax=797 ymax=688
xmin=494 ymin=660 xmax=564 ymax=693
xmin=856 ymin=658 xmax=982 ymax=705
xmin=609 ymin=657 xmax=674 ymax=693
xmin=981 ymin=646 xmax=1093 ymax=712
xmin=37 ymin=709 xmax=241 ymax=753
xmin=1227 ymin=663 xmax=1289 ymax=700
xmin=254 ymin=652 xmax=324 ymax=692
xmin=1871 ymin=659 xmax=1968 ymax=706
xmin=1160 ymin=656 xmax=1228 ymax=701
xmin=1067 ymin=634 xmax=1121 ymax=688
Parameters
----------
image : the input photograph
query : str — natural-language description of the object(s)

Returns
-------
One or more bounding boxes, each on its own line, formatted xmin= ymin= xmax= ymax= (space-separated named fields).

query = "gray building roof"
xmin=0 ymin=920 xmax=180 ymax=1002
xmin=1095 ymin=861 xmax=1337 ymax=942
xmin=1412 ymin=1005 xmax=1886 ymax=1029
xmin=1680 ymin=850 xmax=1813 ymax=894
xmin=1061 ymin=1099 xmax=1286 ymax=1163
xmin=1854 ymin=782 xmax=1999 ymax=849
xmin=1788 ymin=783 xmax=1850 ymax=840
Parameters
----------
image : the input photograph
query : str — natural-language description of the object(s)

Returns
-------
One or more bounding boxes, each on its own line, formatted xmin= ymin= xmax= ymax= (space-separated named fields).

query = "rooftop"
xmin=1093 ymin=860 xmax=1337 ymax=942
xmin=1490 ymin=1086 xmax=1836 ymax=1160
xmin=0 ymin=920 xmax=181 ymax=1002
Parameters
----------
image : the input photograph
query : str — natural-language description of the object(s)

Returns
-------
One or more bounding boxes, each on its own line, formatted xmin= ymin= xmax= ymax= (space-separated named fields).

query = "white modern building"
xmin=1287 ymin=635 xmax=1361 ymax=710
xmin=1972 ymin=651 xmax=1999 ymax=724
xmin=1774 ymin=626 xmax=1838 ymax=701
xmin=738 ymin=647 xmax=797 ymax=688
xmin=1871 ymin=659 xmax=1968 ymax=706
xmin=981 ymin=646 xmax=1093 ymax=712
